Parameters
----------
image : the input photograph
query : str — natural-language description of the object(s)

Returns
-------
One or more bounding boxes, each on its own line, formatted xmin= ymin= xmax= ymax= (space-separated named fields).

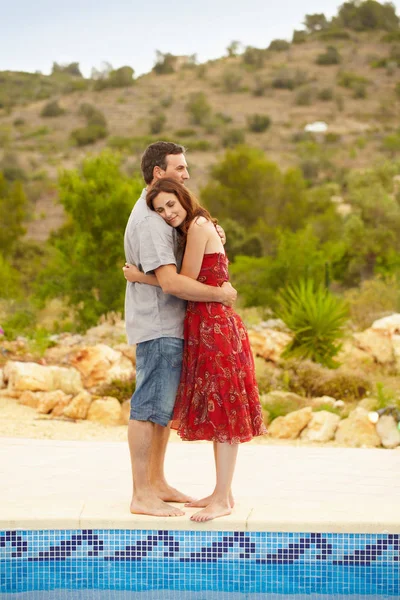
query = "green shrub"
xmin=316 ymin=46 xmax=341 ymax=65
xmin=96 ymin=378 xmax=136 ymax=402
xmin=268 ymin=39 xmax=290 ymax=52
xmin=295 ymin=86 xmax=315 ymax=106
xmin=292 ymin=30 xmax=307 ymax=44
xmin=0 ymin=253 xmax=22 ymax=299
xmin=382 ymin=31 xmax=400 ymax=42
xmin=336 ymin=0 xmax=399 ymax=32
xmin=2 ymin=305 xmax=37 ymax=339
xmin=174 ymin=128 xmax=197 ymax=137
xmin=285 ymin=360 xmax=371 ymax=401
xmin=261 ymin=392 xmax=306 ymax=421
xmin=0 ymin=153 xmax=27 ymax=182
xmin=13 ymin=118 xmax=25 ymax=126
xmin=215 ymin=112 xmax=233 ymax=124
xmin=247 ymin=114 xmax=271 ymax=133
xmin=272 ymin=71 xmax=295 ymax=90
xmin=222 ymin=69 xmax=242 ymax=93
xmin=159 ymin=94 xmax=173 ymax=108
xmin=316 ymin=29 xmax=351 ymax=40
xmin=276 ymin=279 xmax=348 ymax=368
xmin=395 ymin=82 xmax=400 ymax=98
xmin=184 ymin=139 xmax=211 ymax=151
xmin=41 ymin=100 xmax=65 ymax=118
xmin=78 ymin=103 xmax=107 ymax=127
xmin=337 ymin=71 xmax=370 ymax=89
xmin=344 ymin=277 xmax=400 ymax=329
xmin=94 ymin=66 xmax=135 ymax=90
xmin=149 ymin=111 xmax=166 ymax=135
xmin=222 ymin=128 xmax=245 ymax=148
xmin=185 ymin=92 xmax=212 ymax=125
xmin=252 ymin=77 xmax=269 ymax=96
xmin=70 ymin=125 xmax=107 ymax=146
xmin=352 ymin=82 xmax=368 ymax=98
xmin=242 ymin=46 xmax=266 ymax=68
xmin=318 ymin=87 xmax=334 ymax=101
xmin=153 ymin=51 xmax=177 ymax=74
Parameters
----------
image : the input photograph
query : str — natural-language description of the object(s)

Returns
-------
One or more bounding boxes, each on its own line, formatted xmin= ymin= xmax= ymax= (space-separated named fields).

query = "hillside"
xmin=1 ymin=29 xmax=400 ymax=240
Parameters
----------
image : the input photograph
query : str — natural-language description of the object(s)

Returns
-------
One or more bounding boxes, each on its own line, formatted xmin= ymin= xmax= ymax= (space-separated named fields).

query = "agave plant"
xmin=276 ymin=279 xmax=349 ymax=368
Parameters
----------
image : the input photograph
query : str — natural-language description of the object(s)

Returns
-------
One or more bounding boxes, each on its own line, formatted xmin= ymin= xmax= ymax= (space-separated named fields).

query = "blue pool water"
xmin=1 ymin=530 xmax=399 ymax=598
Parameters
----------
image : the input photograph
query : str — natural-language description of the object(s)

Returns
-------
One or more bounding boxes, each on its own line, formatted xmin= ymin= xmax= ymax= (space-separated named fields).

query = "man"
xmin=123 ymin=141 xmax=237 ymax=517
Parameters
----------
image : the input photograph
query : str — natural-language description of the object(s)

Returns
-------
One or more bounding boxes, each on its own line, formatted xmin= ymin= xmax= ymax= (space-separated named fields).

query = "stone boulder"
xmin=18 ymin=391 xmax=40 ymax=409
xmin=248 ymin=328 xmax=292 ymax=363
xmin=3 ymin=361 xmax=83 ymax=394
xmin=0 ymin=369 xmax=5 ymax=389
xmin=63 ymin=391 xmax=92 ymax=420
xmin=70 ymin=344 xmax=135 ymax=388
xmin=37 ymin=391 xmax=72 ymax=415
xmin=335 ymin=407 xmax=381 ymax=448
xmin=371 ymin=313 xmax=400 ymax=335
xmin=84 ymin=319 xmax=126 ymax=345
xmin=353 ymin=329 xmax=394 ymax=365
xmin=268 ymin=407 xmax=312 ymax=439
xmin=300 ymin=411 xmax=341 ymax=443
xmin=376 ymin=415 xmax=400 ymax=449
xmin=86 ymin=397 xmax=122 ymax=426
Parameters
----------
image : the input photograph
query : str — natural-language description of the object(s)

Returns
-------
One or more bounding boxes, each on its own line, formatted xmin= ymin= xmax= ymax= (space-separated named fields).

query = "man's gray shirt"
xmin=124 ymin=189 xmax=186 ymax=345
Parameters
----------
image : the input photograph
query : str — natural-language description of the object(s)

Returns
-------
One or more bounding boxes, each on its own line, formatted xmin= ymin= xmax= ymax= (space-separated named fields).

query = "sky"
xmin=2 ymin=0 xmax=400 ymax=77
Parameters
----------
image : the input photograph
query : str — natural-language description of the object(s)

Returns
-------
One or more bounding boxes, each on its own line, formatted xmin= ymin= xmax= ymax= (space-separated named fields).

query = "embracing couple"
xmin=123 ymin=141 xmax=266 ymax=523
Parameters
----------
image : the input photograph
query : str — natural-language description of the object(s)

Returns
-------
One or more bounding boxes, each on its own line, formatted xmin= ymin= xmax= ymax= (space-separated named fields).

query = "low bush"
xmin=275 ymin=279 xmax=349 ymax=368
xmin=96 ymin=378 xmax=136 ymax=403
xmin=174 ymin=128 xmax=197 ymax=137
xmin=344 ymin=277 xmax=400 ymax=329
xmin=284 ymin=360 xmax=372 ymax=401
xmin=70 ymin=124 xmax=107 ymax=146
xmin=292 ymin=30 xmax=307 ymax=44
xmin=247 ymin=114 xmax=271 ymax=133
xmin=78 ymin=103 xmax=107 ymax=127
xmin=295 ymin=86 xmax=315 ymax=106
xmin=316 ymin=46 xmax=341 ymax=65
xmin=318 ymin=87 xmax=334 ymax=101
xmin=184 ymin=139 xmax=212 ymax=151
xmin=268 ymin=39 xmax=290 ymax=52
xmin=242 ymin=46 xmax=266 ymax=68
xmin=316 ymin=29 xmax=351 ymax=40
xmin=252 ymin=77 xmax=269 ymax=96
xmin=221 ymin=128 xmax=245 ymax=148
xmin=149 ymin=111 xmax=166 ymax=135
xmin=185 ymin=92 xmax=212 ymax=125
xmin=222 ymin=69 xmax=242 ymax=93
xmin=41 ymin=100 xmax=65 ymax=118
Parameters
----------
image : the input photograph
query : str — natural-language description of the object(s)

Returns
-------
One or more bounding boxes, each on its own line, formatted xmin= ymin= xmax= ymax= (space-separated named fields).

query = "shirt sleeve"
xmin=138 ymin=215 xmax=177 ymax=274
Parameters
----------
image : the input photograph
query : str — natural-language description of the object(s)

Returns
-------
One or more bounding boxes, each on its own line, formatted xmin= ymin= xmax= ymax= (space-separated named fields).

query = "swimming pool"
xmin=1 ymin=529 xmax=398 ymax=597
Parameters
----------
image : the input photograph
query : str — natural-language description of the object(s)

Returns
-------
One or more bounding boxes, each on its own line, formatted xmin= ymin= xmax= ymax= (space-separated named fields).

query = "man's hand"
xmin=216 ymin=224 xmax=226 ymax=245
xmin=123 ymin=262 xmax=141 ymax=282
xmin=220 ymin=282 xmax=237 ymax=307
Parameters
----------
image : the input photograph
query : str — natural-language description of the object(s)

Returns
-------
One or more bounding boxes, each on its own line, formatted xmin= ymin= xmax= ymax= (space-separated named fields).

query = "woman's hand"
xmin=123 ymin=263 xmax=141 ymax=283
xmin=215 ymin=224 xmax=226 ymax=245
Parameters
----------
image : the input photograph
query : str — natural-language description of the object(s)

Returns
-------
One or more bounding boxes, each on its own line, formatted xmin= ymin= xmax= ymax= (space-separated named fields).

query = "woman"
xmin=123 ymin=178 xmax=266 ymax=522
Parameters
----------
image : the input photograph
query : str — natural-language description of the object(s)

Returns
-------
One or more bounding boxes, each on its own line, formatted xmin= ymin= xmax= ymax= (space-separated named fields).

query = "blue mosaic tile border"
xmin=1 ymin=530 xmax=399 ymax=595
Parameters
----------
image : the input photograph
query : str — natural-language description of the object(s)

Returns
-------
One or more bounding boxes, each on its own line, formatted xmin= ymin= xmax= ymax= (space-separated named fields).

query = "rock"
xmin=310 ymin=395 xmax=337 ymax=408
xmin=86 ymin=397 xmax=122 ymax=426
xmin=63 ymin=391 xmax=92 ymax=420
xmin=268 ymin=407 xmax=313 ymax=439
xmin=70 ymin=344 xmax=135 ymax=388
xmin=248 ymin=328 xmax=292 ymax=363
xmin=353 ymin=329 xmax=394 ymax=365
xmin=335 ymin=407 xmax=381 ymax=448
xmin=392 ymin=335 xmax=400 ymax=372
xmin=371 ymin=313 xmax=400 ymax=335
xmin=0 ymin=369 xmax=4 ymax=389
xmin=37 ymin=391 xmax=71 ymax=415
xmin=376 ymin=415 xmax=400 ymax=449
xmin=18 ymin=391 xmax=40 ymax=409
xmin=3 ymin=361 xmax=83 ymax=394
xmin=0 ymin=389 xmax=21 ymax=399
xmin=85 ymin=319 xmax=126 ymax=345
xmin=300 ymin=411 xmax=341 ymax=443
xmin=121 ymin=399 xmax=131 ymax=425
xmin=114 ymin=343 xmax=136 ymax=366
xmin=51 ymin=394 xmax=73 ymax=418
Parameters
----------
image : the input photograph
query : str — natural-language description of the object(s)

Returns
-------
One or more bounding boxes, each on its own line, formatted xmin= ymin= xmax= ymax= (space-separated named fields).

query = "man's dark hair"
xmin=141 ymin=141 xmax=186 ymax=184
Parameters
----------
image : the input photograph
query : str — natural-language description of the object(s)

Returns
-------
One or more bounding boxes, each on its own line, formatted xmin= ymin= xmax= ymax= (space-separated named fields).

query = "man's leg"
xmin=149 ymin=423 xmax=193 ymax=503
xmin=128 ymin=419 xmax=184 ymax=517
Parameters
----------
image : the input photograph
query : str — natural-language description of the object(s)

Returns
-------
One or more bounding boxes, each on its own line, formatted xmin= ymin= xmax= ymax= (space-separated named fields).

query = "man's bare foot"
xmin=153 ymin=483 xmax=194 ymax=504
xmin=185 ymin=491 xmax=234 ymax=508
xmin=130 ymin=496 xmax=184 ymax=517
xmin=190 ymin=500 xmax=232 ymax=522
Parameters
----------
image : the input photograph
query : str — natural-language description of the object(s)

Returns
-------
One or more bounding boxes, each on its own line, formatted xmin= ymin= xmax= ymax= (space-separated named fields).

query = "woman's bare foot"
xmin=153 ymin=483 xmax=194 ymax=504
xmin=190 ymin=500 xmax=232 ymax=522
xmin=130 ymin=494 xmax=185 ymax=517
xmin=185 ymin=490 xmax=234 ymax=508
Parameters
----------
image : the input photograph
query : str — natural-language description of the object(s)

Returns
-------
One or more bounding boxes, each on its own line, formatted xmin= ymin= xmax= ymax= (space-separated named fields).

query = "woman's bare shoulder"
xmin=189 ymin=216 xmax=213 ymax=230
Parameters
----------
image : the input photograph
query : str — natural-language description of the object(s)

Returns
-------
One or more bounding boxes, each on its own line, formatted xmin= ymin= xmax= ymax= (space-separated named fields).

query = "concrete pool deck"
xmin=0 ymin=437 xmax=399 ymax=533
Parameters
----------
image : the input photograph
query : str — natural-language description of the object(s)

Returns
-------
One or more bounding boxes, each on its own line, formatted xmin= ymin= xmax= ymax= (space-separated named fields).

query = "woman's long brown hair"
xmin=146 ymin=178 xmax=217 ymax=243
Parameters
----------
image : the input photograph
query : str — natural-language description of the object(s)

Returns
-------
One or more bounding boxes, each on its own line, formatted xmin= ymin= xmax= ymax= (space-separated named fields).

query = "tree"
xmin=185 ymin=92 xmax=212 ymax=125
xmin=153 ymin=51 xmax=177 ymax=74
xmin=36 ymin=153 xmax=143 ymax=328
xmin=52 ymin=62 xmax=83 ymax=77
xmin=226 ymin=41 xmax=241 ymax=57
xmin=336 ymin=1 xmax=399 ymax=31
xmin=0 ymin=173 xmax=27 ymax=257
xmin=304 ymin=13 xmax=329 ymax=32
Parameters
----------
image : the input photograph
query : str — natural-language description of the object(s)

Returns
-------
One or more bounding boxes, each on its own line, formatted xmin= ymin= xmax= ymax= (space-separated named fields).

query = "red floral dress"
xmin=171 ymin=252 xmax=267 ymax=444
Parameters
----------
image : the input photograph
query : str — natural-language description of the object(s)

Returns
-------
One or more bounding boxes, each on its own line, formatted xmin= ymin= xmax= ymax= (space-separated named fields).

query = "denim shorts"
xmin=130 ymin=337 xmax=184 ymax=427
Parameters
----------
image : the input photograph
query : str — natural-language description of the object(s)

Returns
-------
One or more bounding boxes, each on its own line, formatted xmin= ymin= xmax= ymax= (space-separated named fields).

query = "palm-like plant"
xmin=276 ymin=279 xmax=348 ymax=368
